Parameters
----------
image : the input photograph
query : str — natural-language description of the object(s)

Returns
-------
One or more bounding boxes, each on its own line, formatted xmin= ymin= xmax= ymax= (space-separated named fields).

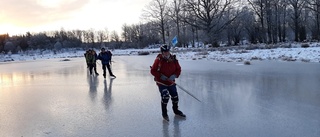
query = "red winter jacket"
xmin=150 ymin=54 xmax=181 ymax=86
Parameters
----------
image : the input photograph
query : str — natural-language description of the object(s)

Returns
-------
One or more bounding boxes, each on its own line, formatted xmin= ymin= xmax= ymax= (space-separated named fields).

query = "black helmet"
xmin=160 ymin=45 xmax=170 ymax=52
xmin=101 ymin=47 xmax=105 ymax=51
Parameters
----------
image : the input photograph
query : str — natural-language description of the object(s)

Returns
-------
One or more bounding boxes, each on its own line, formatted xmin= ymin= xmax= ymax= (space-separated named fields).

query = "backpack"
xmin=106 ymin=50 xmax=112 ymax=56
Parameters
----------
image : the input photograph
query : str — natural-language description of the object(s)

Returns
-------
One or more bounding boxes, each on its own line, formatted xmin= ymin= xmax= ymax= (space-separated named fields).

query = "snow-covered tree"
xmin=4 ymin=41 xmax=15 ymax=53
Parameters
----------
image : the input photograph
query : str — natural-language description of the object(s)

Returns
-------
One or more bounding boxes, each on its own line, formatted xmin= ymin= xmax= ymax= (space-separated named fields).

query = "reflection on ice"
xmin=102 ymin=78 xmax=114 ymax=111
xmin=0 ymin=57 xmax=320 ymax=137
xmin=88 ymin=75 xmax=99 ymax=102
xmin=162 ymin=116 xmax=186 ymax=137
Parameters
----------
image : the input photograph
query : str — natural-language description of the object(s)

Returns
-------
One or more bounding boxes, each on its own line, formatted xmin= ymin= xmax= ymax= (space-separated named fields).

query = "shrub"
xmin=244 ymin=61 xmax=251 ymax=65
xmin=301 ymin=43 xmax=309 ymax=48
xmin=4 ymin=42 xmax=16 ymax=53
xmin=138 ymin=51 xmax=150 ymax=55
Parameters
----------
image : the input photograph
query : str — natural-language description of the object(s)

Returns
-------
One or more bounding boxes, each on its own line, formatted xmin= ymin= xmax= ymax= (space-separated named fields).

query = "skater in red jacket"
xmin=150 ymin=44 xmax=186 ymax=121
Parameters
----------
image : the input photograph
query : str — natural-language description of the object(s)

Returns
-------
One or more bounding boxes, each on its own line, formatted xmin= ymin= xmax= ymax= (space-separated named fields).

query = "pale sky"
xmin=0 ymin=0 xmax=150 ymax=35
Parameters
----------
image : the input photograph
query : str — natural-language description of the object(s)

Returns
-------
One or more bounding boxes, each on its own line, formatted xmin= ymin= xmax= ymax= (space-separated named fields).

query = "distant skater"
xmin=150 ymin=44 xmax=186 ymax=121
xmin=85 ymin=49 xmax=99 ymax=76
xmin=92 ymin=50 xmax=99 ymax=75
xmin=98 ymin=48 xmax=116 ymax=79
xmin=84 ymin=50 xmax=90 ymax=68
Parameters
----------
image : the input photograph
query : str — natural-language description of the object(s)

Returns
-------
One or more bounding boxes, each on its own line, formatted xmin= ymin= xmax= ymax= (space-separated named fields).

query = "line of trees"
xmin=1 ymin=0 xmax=320 ymax=53
xmin=139 ymin=0 xmax=320 ymax=47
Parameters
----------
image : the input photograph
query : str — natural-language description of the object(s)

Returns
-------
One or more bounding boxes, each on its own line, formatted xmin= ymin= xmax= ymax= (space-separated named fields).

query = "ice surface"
xmin=1 ymin=56 xmax=320 ymax=137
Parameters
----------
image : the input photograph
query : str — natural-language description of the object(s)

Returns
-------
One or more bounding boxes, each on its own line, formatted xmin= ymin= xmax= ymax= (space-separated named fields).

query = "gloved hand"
xmin=160 ymin=75 xmax=168 ymax=81
xmin=169 ymin=75 xmax=176 ymax=81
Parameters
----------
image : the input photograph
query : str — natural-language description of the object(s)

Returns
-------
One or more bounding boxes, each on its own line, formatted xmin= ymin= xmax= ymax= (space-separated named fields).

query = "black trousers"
xmin=88 ymin=63 xmax=98 ymax=74
xmin=102 ymin=64 xmax=114 ymax=76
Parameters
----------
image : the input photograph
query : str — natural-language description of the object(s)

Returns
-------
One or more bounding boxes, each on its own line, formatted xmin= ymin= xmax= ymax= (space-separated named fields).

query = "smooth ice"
xmin=1 ymin=56 xmax=320 ymax=137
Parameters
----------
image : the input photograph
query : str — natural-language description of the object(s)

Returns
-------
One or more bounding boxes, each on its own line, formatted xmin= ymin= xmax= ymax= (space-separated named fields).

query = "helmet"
xmin=101 ymin=47 xmax=105 ymax=51
xmin=160 ymin=45 xmax=170 ymax=52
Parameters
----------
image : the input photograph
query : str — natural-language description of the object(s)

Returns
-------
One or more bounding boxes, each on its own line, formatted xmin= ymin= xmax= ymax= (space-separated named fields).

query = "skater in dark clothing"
xmin=97 ymin=48 xmax=116 ymax=79
xmin=84 ymin=50 xmax=90 ymax=68
xmin=92 ymin=50 xmax=99 ymax=75
xmin=85 ymin=49 xmax=99 ymax=75
xmin=150 ymin=44 xmax=186 ymax=121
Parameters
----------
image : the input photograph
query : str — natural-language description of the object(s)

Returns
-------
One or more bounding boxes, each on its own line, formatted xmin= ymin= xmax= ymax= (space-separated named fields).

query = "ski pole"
xmin=175 ymin=82 xmax=201 ymax=102
xmin=155 ymin=80 xmax=201 ymax=102
xmin=150 ymin=66 xmax=201 ymax=102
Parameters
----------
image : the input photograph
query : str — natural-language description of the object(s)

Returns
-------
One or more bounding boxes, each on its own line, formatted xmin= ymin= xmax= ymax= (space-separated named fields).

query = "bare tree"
xmin=110 ymin=31 xmax=120 ymax=42
xmin=128 ymin=24 xmax=143 ymax=43
xmin=226 ymin=7 xmax=247 ymax=45
xmin=122 ymin=24 xmax=130 ymax=42
xmin=276 ymin=0 xmax=289 ymax=42
xmin=265 ymin=0 xmax=284 ymax=43
xmin=288 ymin=0 xmax=306 ymax=42
xmin=82 ymin=31 xmax=90 ymax=44
xmin=97 ymin=30 xmax=107 ymax=44
xmin=4 ymin=41 xmax=16 ymax=53
xmin=88 ymin=29 xmax=95 ymax=44
xmin=0 ymin=34 xmax=9 ymax=52
xmin=143 ymin=0 xmax=169 ymax=44
xmin=73 ymin=29 xmax=83 ymax=42
xmin=183 ymin=0 xmax=240 ymax=45
xmin=168 ymin=0 xmax=185 ymax=46
xmin=265 ymin=0 xmax=279 ymax=43
xmin=247 ymin=0 xmax=267 ymax=43
xmin=305 ymin=0 xmax=320 ymax=40
xmin=104 ymin=28 xmax=110 ymax=42
xmin=29 ymin=33 xmax=50 ymax=49
xmin=139 ymin=22 xmax=162 ymax=45
xmin=132 ymin=24 xmax=141 ymax=42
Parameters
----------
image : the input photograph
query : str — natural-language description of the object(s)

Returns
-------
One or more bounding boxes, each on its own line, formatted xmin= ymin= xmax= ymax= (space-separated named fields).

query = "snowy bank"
xmin=0 ymin=47 xmax=319 ymax=63
xmin=176 ymin=47 xmax=320 ymax=63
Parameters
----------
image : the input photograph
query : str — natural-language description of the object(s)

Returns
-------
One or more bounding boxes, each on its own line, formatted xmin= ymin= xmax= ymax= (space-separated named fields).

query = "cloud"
xmin=0 ymin=0 xmax=90 ymax=27
xmin=0 ymin=0 xmax=150 ymax=35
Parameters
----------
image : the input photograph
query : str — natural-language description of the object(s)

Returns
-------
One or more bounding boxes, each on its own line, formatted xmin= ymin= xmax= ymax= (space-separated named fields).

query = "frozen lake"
xmin=1 ymin=55 xmax=320 ymax=137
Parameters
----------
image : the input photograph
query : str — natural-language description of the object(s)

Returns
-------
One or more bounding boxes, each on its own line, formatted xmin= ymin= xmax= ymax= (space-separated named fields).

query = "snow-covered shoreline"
xmin=176 ymin=47 xmax=320 ymax=63
xmin=1 ymin=47 xmax=320 ymax=63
